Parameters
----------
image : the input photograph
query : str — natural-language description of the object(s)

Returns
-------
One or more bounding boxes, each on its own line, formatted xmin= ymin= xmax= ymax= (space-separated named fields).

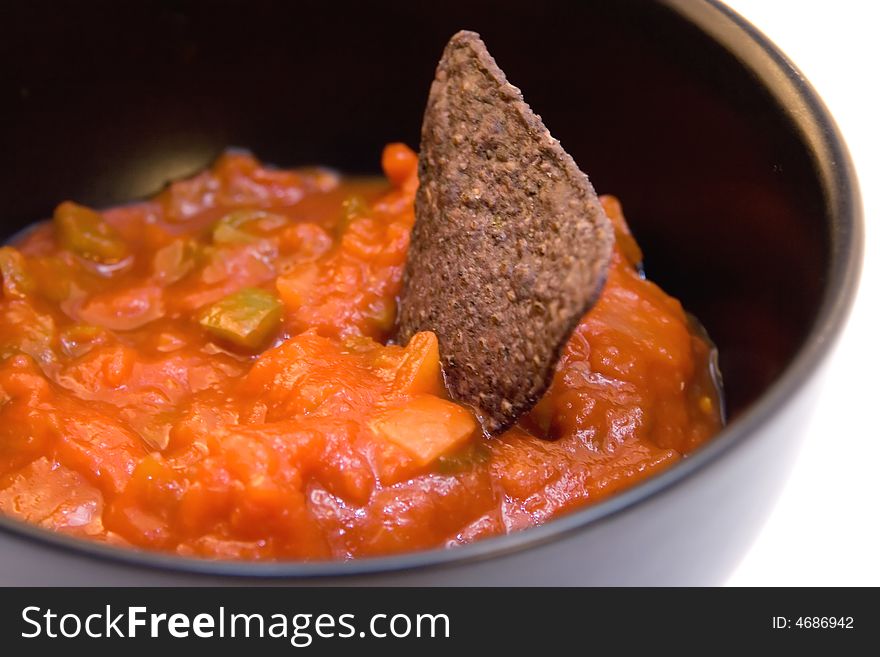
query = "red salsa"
xmin=0 ymin=144 xmax=721 ymax=559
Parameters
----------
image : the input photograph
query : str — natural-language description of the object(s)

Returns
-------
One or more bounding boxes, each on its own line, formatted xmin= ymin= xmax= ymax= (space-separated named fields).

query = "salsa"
xmin=0 ymin=144 xmax=721 ymax=560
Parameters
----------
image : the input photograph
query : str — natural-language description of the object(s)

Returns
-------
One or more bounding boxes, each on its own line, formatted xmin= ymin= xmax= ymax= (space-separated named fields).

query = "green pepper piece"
xmin=59 ymin=324 xmax=108 ymax=359
xmin=336 ymin=195 xmax=370 ymax=239
xmin=212 ymin=209 xmax=287 ymax=245
xmin=436 ymin=441 xmax=491 ymax=475
xmin=152 ymin=238 xmax=198 ymax=285
xmin=53 ymin=201 xmax=129 ymax=264
xmin=212 ymin=211 xmax=257 ymax=245
xmin=0 ymin=246 xmax=35 ymax=300
xmin=197 ymin=287 xmax=283 ymax=349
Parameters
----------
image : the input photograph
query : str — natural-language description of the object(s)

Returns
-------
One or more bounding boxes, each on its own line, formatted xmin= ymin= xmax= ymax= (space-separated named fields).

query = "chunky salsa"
xmin=0 ymin=144 xmax=721 ymax=560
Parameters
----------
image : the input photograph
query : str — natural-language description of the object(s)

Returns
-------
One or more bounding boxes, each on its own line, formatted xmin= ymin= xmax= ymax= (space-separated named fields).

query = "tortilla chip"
xmin=396 ymin=31 xmax=613 ymax=434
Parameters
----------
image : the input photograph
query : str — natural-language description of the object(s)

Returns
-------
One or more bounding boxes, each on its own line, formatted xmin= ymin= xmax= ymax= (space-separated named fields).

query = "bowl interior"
xmin=0 ymin=0 xmax=829 ymax=419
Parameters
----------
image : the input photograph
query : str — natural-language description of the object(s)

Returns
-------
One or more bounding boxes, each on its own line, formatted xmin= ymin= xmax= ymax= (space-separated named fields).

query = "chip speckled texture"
xmin=396 ymin=31 xmax=614 ymax=434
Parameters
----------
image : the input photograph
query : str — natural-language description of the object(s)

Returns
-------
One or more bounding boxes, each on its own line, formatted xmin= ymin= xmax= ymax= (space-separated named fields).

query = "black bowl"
xmin=0 ymin=0 xmax=862 ymax=584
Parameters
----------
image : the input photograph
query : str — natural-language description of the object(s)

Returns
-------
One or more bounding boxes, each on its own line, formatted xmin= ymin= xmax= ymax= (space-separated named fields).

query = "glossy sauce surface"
xmin=0 ymin=145 xmax=721 ymax=559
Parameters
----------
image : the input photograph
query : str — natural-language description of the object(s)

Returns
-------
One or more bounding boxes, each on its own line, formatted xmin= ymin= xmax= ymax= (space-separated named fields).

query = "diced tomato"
xmin=385 ymin=331 xmax=443 ymax=397
xmin=370 ymin=395 xmax=479 ymax=467
xmin=381 ymin=143 xmax=418 ymax=187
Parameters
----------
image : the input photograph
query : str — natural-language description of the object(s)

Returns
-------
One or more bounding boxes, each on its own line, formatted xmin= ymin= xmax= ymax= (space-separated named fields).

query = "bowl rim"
xmin=0 ymin=0 xmax=864 ymax=579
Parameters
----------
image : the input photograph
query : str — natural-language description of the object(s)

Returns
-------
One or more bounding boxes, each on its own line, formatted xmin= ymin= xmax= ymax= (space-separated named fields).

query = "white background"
xmin=723 ymin=0 xmax=879 ymax=586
